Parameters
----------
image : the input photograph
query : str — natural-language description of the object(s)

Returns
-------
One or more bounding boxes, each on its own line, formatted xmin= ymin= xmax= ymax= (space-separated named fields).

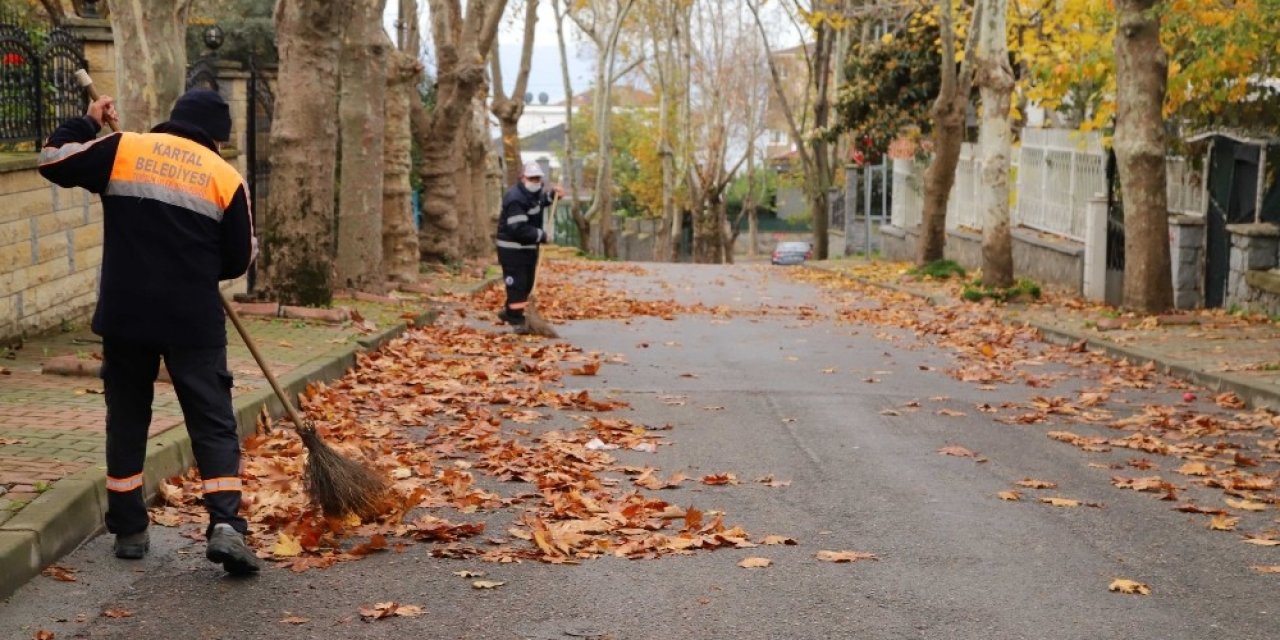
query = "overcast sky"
xmin=382 ymin=2 xmax=804 ymax=106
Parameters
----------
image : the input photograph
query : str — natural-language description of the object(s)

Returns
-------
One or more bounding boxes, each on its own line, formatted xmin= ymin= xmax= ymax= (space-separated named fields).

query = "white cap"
xmin=522 ymin=161 xmax=545 ymax=178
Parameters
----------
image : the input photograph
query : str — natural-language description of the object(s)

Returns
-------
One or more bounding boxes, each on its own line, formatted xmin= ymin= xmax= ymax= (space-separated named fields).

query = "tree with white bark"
xmin=335 ymin=0 xmax=390 ymax=294
xmin=569 ymin=0 xmax=636 ymax=259
xmin=106 ymin=0 xmax=192 ymax=131
xmin=491 ymin=0 xmax=539 ymax=188
xmin=974 ymin=0 xmax=1014 ymax=287
xmin=1112 ymin=0 xmax=1173 ymax=313
xmin=381 ymin=0 xmax=424 ymax=285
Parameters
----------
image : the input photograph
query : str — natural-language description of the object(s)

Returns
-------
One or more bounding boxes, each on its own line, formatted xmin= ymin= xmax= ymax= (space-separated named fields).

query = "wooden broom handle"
xmin=221 ymin=296 xmax=310 ymax=430
xmin=531 ymin=194 xmax=560 ymax=296
xmin=74 ymin=69 xmax=116 ymax=133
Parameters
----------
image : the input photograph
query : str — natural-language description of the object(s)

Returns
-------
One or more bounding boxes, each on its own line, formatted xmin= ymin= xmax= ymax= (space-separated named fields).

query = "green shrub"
xmin=909 ymin=259 xmax=966 ymax=280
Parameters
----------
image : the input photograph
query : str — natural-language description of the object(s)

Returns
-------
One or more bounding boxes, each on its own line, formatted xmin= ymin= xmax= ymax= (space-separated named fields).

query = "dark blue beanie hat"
xmin=169 ymin=89 xmax=232 ymax=142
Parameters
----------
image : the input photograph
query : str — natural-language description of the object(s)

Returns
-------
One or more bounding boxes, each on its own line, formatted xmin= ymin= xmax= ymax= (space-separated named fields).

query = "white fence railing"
xmin=890 ymin=128 xmax=1208 ymax=242
xmin=1013 ymin=129 xmax=1105 ymax=242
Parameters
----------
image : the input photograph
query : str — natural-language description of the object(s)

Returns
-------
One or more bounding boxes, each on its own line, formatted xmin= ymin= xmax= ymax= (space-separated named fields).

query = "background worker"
xmin=37 ymin=89 xmax=260 ymax=575
xmin=495 ymin=161 xmax=562 ymax=333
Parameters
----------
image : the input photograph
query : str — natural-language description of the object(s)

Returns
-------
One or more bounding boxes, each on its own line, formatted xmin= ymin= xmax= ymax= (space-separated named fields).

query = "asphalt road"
xmin=2 ymin=263 xmax=1277 ymax=640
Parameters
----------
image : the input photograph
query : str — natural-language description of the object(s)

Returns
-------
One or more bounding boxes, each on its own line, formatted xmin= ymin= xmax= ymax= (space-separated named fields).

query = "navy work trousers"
xmin=101 ymin=337 xmax=247 ymax=536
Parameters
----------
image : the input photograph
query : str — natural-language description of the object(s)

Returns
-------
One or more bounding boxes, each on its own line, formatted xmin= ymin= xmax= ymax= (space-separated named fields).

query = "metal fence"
xmin=1013 ymin=128 xmax=1105 ymax=242
xmin=0 ymin=13 xmax=87 ymax=148
xmin=889 ymin=128 xmax=1209 ymax=242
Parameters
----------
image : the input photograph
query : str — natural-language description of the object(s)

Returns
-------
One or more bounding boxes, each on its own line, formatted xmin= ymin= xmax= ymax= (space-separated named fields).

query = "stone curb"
xmin=0 ymin=304 xmax=444 ymax=602
xmin=812 ymin=263 xmax=1280 ymax=413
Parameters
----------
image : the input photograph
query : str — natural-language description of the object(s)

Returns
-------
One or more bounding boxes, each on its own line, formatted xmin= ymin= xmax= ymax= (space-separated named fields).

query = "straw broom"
xmin=75 ymin=70 xmax=388 ymax=518
xmin=521 ymin=194 xmax=559 ymax=338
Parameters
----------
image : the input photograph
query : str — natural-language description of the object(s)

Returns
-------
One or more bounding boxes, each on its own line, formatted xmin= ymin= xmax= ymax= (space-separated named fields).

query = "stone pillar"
xmin=216 ymin=63 xmax=251 ymax=176
xmin=1225 ymin=223 xmax=1280 ymax=308
xmin=1168 ymin=215 xmax=1205 ymax=309
xmin=1081 ymin=195 xmax=1108 ymax=302
xmin=64 ymin=17 xmax=116 ymax=101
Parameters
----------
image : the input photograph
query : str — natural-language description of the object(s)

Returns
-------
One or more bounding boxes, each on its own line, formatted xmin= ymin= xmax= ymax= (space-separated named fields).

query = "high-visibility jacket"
xmin=38 ymin=117 xmax=254 ymax=347
xmin=495 ymin=183 xmax=551 ymax=251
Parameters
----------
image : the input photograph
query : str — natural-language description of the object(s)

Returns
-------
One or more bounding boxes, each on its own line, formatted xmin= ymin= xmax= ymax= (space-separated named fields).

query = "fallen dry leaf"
xmin=815 ymin=550 xmax=877 ymax=563
xmin=1250 ymin=565 xmax=1280 ymax=574
xmin=1225 ymin=498 xmax=1268 ymax=512
xmin=452 ymin=570 xmax=486 ymax=578
xmin=760 ymin=535 xmax=798 ymax=546
xmin=1243 ymin=536 xmax=1280 ymax=547
xmin=1108 ymin=579 xmax=1151 ymax=595
xmin=280 ymin=615 xmax=309 ymax=625
xmin=938 ymin=446 xmax=977 ymax=458
xmin=102 ymin=609 xmax=133 ymax=619
xmin=271 ymin=532 xmax=304 ymax=558
xmin=1016 ymin=479 xmax=1057 ymax=490
xmin=1208 ymin=514 xmax=1240 ymax=531
xmin=701 ymin=473 xmax=739 ymax=486
xmin=738 ymin=557 xmax=772 ymax=568
xmin=998 ymin=490 xmax=1023 ymax=501
xmin=359 ymin=602 xmax=424 ymax=621
xmin=40 ymin=565 xmax=77 ymax=582
xmin=33 ymin=631 xmax=55 ymax=640
xmin=1214 ymin=392 xmax=1245 ymax=409
xmin=1176 ymin=461 xmax=1213 ymax=476
xmin=1039 ymin=497 xmax=1100 ymax=508
xmin=472 ymin=580 xmax=505 ymax=589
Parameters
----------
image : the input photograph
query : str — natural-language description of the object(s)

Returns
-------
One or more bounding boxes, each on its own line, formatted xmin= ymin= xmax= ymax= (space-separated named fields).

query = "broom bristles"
xmin=522 ymin=293 xmax=558 ymax=338
xmin=299 ymin=426 xmax=389 ymax=519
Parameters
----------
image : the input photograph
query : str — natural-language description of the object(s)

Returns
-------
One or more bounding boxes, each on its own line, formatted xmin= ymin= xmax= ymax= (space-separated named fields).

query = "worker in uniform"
xmin=38 ymin=89 xmax=260 ymax=575
xmin=495 ymin=161 xmax=562 ymax=332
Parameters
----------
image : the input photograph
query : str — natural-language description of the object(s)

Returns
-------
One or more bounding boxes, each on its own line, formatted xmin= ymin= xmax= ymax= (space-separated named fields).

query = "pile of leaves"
xmin=155 ymin=308 xmax=760 ymax=571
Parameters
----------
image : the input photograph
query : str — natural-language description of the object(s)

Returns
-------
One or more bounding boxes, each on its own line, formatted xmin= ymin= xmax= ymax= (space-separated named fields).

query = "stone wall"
xmin=0 ymin=161 xmax=104 ymax=340
xmin=878 ymin=223 xmax=1085 ymax=292
xmin=1225 ymin=224 xmax=1280 ymax=315
xmin=0 ymin=22 xmax=251 ymax=344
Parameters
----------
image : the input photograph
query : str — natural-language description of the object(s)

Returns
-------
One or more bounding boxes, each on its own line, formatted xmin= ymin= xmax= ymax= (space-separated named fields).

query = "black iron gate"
xmin=1204 ymin=139 xmax=1262 ymax=308
xmin=245 ymin=58 xmax=274 ymax=291
xmin=0 ymin=16 xmax=87 ymax=149
xmin=1104 ymin=150 xmax=1125 ymax=306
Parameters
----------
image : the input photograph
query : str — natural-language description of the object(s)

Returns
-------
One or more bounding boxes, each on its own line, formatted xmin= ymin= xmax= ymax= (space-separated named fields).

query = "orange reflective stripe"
xmin=201 ymin=476 xmax=242 ymax=493
xmin=106 ymin=473 xmax=144 ymax=492
xmin=508 ymin=302 xmax=528 ymax=310
xmin=107 ymin=132 xmax=245 ymax=218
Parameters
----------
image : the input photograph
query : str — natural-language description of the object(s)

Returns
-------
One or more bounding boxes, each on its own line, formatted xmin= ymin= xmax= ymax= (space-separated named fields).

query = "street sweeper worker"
xmin=496 ymin=161 xmax=562 ymax=333
xmin=37 ymin=89 xmax=261 ymax=575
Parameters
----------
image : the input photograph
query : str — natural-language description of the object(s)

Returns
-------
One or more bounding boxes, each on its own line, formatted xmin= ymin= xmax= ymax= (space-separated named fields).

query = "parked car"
xmin=771 ymin=241 xmax=812 ymax=266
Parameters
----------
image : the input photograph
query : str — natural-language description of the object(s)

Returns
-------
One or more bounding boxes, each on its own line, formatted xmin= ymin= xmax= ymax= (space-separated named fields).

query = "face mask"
xmin=523 ymin=180 xmax=543 ymax=193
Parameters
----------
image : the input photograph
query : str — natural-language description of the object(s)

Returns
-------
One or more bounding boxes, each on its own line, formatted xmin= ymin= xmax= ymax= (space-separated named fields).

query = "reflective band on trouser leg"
xmin=508 ymin=302 xmax=528 ymax=310
xmin=201 ymin=476 xmax=243 ymax=493
xmin=106 ymin=473 xmax=144 ymax=492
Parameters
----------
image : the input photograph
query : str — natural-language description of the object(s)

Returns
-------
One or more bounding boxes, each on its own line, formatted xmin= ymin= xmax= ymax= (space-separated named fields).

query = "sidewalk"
xmin=0 ymin=274 xmax=493 ymax=600
xmin=814 ymin=258 xmax=1280 ymax=411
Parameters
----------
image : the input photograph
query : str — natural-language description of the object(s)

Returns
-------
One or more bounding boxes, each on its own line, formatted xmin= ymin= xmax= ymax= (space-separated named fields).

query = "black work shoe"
xmin=497 ymin=308 xmax=514 ymax=324
xmin=113 ymin=530 xmax=149 ymax=559
xmin=511 ymin=322 xmax=531 ymax=335
xmin=206 ymin=523 xmax=260 ymax=575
